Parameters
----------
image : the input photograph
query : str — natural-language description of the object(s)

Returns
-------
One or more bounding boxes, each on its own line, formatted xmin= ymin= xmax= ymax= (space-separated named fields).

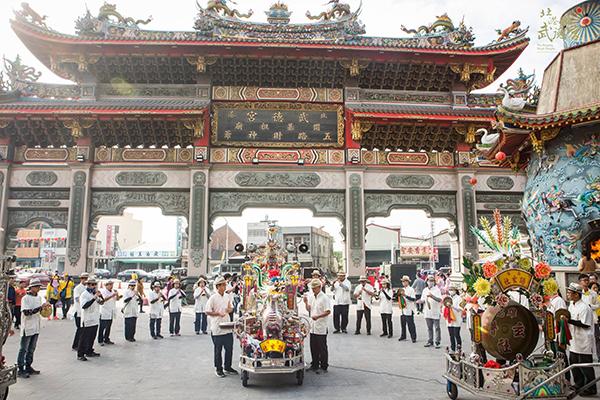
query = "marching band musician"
xmin=194 ymin=278 xmax=211 ymax=335
xmin=206 ymin=276 xmax=236 ymax=378
xmin=122 ymin=280 xmax=140 ymax=342
xmin=304 ymin=278 xmax=331 ymax=374
xmin=354 ymin=275 xmax=374 ymax=335
xmin=148 ymin=281 xmax=166 ymax=339
xmin=71 ymin=272 xmax=89 ymax=350
xmin=77 ymin=277 xmax=102 ymax=361
xmin=443 ymin=285 xmax=463 ymax=353
xmin=332 ymin=271 xmax=351 ymax=334
xmin=168 ymin=279 xmax=185 ymax=336
xmin=418 ymin=275 xmax=442 ymax=348
xmin=398 ymin=275 xmax=417 ymax=342
xmin=98 ymin=280 xmax=119 ymax=346
xmin=17 ymin=278 xmax=45 ymax=378
xmin=378 ymin=279 xmax=394 ymax=338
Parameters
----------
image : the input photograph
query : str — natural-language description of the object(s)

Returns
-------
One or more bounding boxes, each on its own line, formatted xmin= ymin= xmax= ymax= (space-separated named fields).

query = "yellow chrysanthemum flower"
xmin=473 ymin=277 xmax=492 ymax=297
xmin=543 ymin=278 xmax=559 ymax=296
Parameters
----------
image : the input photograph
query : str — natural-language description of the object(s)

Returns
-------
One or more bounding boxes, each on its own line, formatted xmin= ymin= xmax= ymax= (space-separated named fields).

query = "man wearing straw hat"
xmin=398 ymin=275 xmax=417 ymax=342
xmin=71 ymin=272 xmax=89 ymax=350
xmin=566 ymin=282 xmax=597 ymax=395
xmin=148 ymin=281 xmax=166 ymax=339
xmin=206 ymin=276 xmax=236 ymax=378
xmin=194 ymin=277 xmax=211 ymax=335
xmin=122 ymin=279 xmax=140 ymax=342
xmin=332 ymin=271 xmax=351 ymax=334
xmin=77 ymin=277 xmax=102 ymax=361
xmin=17 ymin=278 xmax=45 ymax=378
xmin=418 ymin=274 xmax=442 ymax=348
xmin=304 ymin=278 xmax=331 ymax=373
xmin=353 ymin=275 xmax=374 ymax=335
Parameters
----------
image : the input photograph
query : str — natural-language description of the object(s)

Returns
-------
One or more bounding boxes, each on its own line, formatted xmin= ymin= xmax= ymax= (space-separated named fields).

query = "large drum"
xmin=480 ymin=302 xmax=539 ymax=361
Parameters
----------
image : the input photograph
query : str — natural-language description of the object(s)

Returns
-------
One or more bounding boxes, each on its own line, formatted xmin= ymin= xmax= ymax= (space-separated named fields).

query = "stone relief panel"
xmin=115 ymin=171 xmax=168 ymax=187
xmin=26 ymin=171 xmax=58 ymax=186
xmin=386 ymin=174 xmax=435 ymax=189
xmin=68 ymin=171 xmax=87 ymax=265
xmin=15 ymin=200 xmax=63 ymax=208
xmin=7 ymin=210 xmax=68 ymax=232
xmin=234 ymin=172 xmax=321 ymax=188
xmin=461 ymin=176 xmax=478 ymax=255
xmin=363 ymin=172 xmax=457 ymax=191
xmin=486 ymin=176 xmax=515 ymax=190
xmin=92 ymin=170 xmax=189 ymax=189
xmin=349 ymin=174 xmax=363 ymax=250
xmin=364 ymin=192 xmax=457 ymax=222
xmin=208 ymin=170 xmax=345 ymax=190
xmin=190 ymin=172 xmax=207 ymax=266
xmin=9 ymin=190 xmax=70 ymax=200
xmin=90 ymin=191 xmax=190 ymax=221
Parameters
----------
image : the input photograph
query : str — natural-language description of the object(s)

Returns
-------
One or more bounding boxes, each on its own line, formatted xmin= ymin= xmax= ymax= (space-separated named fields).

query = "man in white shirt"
xmin=71 ymin=272 xmax=88 ymax=350
xmin=566 ymin=282 xmax=597 ymax=395
xmin=205 ymin=276 xmax=236 ymax=378
xmin=398 ymin=275 xmax=417 ymax=342
xmin=354 ymin=276 xmax=374 ymax=335
xmin=444 ymin=286 xmax=463 ymax=352
xmin=17 ymin=278 xmax=45 ymax=378
xmin=332 ymin=271 xmax=351 ymax=334
xmin=419 ymin=275 xmax=442 ymax=348
xmin=148 ymin=281 xmax=166 ymax=339
xmin=304 ymin=278 xmax=331 ymax=373
xmin=378 ymin=279 xmax=394 ymax=338
xmin=122 ymin=280 xmax=139 ymax=342
xmin=194 ymin=278 xmax=211 ymax=335
xmin=579 ymin=273 xmax=600 ymax=360
xmin=168 ymin=279 xmax=185 ymax=336
xmin=77 ymin=277 xmax=102 ymax=361
xmin=98 ymin=280 xmax=118 ymax=346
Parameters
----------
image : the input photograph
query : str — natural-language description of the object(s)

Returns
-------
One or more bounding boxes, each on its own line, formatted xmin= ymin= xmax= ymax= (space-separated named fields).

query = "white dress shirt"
xmin=99 ymin=288 xmax=117 ymax=320
xmin=582 ymin=289 xmax=600 ymax=323
xmin=21 ymin=292 xmax=44 ymax=337
xmin=400 ymin=286 xmax=416 ymax=316
xmin=148 ymin=290 xmax=164 ymax=319
xmin=422 ymin=286 xmax=442 ymax=319
xmin=354 ymin=283 xmax=374 ymax=310
xmin=194 ymin=286 xmax=211 ymax=313
xmin=378 ymin=287 xmax=394 ymax=315
xmin=206 ymin=291 xmax=231 ymax=336
xmin=122 ymin=288 xmax=139 ymax=318
xmin=333 ymin=279 xmax=351 ymax=305
xmin=73 ymin=283 xmax=86 ymax=317
xmin=309 ymin=291 xmax=331 ymax=335
xmin=80 ymin=289 xmax=100 ymax=327
xmin=548 ymin=295 xmax=568 ymax=314
xmin=569 ymin=299 xmax=594 ymax=355
xmin=168 ymin=288 xmax=184 ymax=313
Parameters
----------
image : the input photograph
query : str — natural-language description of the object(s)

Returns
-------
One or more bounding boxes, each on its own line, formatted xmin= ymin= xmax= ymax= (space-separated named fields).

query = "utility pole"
xmin=430 ymin=218 xmax=435 ymax=269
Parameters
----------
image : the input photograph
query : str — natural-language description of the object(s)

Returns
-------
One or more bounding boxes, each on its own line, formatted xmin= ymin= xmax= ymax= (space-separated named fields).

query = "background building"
xmin=209 ymin=223 xmax=243 ymax=267
xmin=282 ymin=226 xmax=335 ymax=273
xmin=247 ymin=219 xmax=284 ymax=247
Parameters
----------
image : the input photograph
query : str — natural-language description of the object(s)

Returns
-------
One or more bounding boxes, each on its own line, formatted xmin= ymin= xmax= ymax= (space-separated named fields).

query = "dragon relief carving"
xmin=97 ymin=3 xmax=152 ymax=26
xmin=16 ymin=2 xmax=48 ymax=29
xmin=306 ymin=0 xmax=358 ymax=21
xmin=1 ymin=55 xmax=41 ymax=93
xmin=199 ymin=0 xmax=253 ymax=19
xmin=496 ymin=20 xmax=525 ymax=42
xmin=76 ymin=2 xmax=152 ymax=36
xmin=401 ymin=13 xmax=475 ymax=48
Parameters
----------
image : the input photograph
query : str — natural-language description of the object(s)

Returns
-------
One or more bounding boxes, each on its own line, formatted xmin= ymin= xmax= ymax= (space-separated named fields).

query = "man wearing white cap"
xmin=71 ymin=272 xmax=89 ymax=350
xmin=353 ymin=275 xmax=374 ymax=335
xmin=122 ymin=280 xmax=140 ymax=342
xmin=17 ymin=278 xmax=45 ymax=378
xmin=77 ymin=277 xmax=103 ymax=361
xmin=418 ymin=275 xmax=442 ymax=348
xmin=205 ymin=276 xmax=236 ymax=378
xmin=98 ymin=280 xmax=119 ymax=346
xmin=566 ymin=282 xmax=597 ymax=395
xmin=148 ymin=281 xmax=166 ymax=339
xmin=398 ymin=275 xmax=417 ymax=342
xmin=304 ymin=278 xmax=331 ymax=373
xmin=332 ymin=271 xmax=351 ymax=334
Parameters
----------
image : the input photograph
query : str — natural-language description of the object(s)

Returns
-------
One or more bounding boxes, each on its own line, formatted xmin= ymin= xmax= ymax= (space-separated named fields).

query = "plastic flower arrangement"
xmin=462 ymin=209 xmax=553 ymax=308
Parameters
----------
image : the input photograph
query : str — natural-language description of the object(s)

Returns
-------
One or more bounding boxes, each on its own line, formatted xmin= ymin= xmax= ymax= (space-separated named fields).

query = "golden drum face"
xmin=480 ymin=303 xmax=539 ymax=361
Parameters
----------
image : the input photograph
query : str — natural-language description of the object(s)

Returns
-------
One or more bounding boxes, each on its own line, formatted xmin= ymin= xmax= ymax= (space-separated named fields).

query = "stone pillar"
xmin=454 ymin=174 xmax=479 ymax=279
xmin=0 ymin=137 xmax=12 ymax=251
xmin=345 ymin=170 xmax=365 ymax=278
xmin=188 ymin=169 xmax=210 ymax=277
xmin=66 ymin=167 xmax=92 ymax=275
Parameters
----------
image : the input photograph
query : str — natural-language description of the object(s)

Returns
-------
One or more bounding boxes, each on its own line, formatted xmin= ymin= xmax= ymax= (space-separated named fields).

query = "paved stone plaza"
xmin=5 ymin=305 xmax=479 ymax=400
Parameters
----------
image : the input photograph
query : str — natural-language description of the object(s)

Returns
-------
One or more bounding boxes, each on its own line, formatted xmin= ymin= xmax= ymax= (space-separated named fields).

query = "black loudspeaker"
xmin=234 ymin=243 xmax=245 ymax=253
xmin=298 ymin=243 xmax=309 ymax=253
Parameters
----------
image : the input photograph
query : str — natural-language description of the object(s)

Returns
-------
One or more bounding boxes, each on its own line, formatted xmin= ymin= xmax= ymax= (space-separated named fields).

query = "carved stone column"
xmin=66 ymin=168 xmax=92 ymax=275
xmin=345 ymin=171 xmax=365 ymax=278
xmin=188 ymin=169 xmax=210 ymax=277
xmin=0 ymin=167 xmax=9 ymax=251
xmin=454 ymin=174 xmax=479 ymax=278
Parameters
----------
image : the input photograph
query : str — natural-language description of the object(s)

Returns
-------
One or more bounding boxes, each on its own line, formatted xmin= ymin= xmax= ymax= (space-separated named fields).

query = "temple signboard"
xmin=211 ymin=102 xmax=344 ymax=148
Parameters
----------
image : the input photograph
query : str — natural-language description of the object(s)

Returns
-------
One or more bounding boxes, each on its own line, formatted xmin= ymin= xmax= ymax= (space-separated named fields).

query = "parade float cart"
xmin=0 ymin=256 xmax=18 ymax=400
xmin=227 ymin=226 xmax=311 ymax=387
xmin=443 ymin=210 xmax=600 ymax=400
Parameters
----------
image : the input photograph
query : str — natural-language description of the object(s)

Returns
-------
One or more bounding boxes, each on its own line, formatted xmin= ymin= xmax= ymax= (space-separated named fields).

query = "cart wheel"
xmin=446 ymin=381 xmax=458 ymax=400
xmin=0 ymin=388 xmax=8 ymax=400
xmin=296 ymin=370 xmax=304 ymax=386
xmin=241 ymin=370 xmax=249 ymax=387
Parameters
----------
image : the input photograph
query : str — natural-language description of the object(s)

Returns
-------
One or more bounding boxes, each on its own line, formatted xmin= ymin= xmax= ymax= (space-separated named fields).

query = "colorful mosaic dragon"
xmin=97 ymin=3 xmax=152 ymax=27
xmin=306 ymin=0 xmax=356 ymax=21
xmin=203 ymin=0 xmax=253 ymax=19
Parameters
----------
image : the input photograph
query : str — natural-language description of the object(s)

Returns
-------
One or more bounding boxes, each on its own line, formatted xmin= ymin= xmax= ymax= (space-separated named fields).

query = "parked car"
xmin=171 ymin=267 xmax=187 ymax=279
xmin=150 ymin=269 xmax=172 ymax=281
xmin=16 ymin=271 xmax=51 ymax=287
xmin=117 ymin=269 xmax=151 ymax=282
xmin=94 ymin=268 xmax=112 ymax=279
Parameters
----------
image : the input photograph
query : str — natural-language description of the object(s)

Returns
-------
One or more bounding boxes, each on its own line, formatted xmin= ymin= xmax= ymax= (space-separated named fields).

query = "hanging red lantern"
xmin=495 ymin=151 xmax=507 ymax=162
xmin=469 ymin=177 xmax=478 ymax=185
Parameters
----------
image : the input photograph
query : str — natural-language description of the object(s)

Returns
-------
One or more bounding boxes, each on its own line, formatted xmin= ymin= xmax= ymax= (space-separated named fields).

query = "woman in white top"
xmin=194 ymin=278 xmax=211 ymax=335
xmin=378 ymin=279 xmax=394 ymax=338
xmin=168 ymin=279 xmax=185 ymax=336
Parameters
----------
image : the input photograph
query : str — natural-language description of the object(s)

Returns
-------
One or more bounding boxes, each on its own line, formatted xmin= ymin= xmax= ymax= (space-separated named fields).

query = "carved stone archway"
xmin=5 ymin=209 xmax=69 ymax=252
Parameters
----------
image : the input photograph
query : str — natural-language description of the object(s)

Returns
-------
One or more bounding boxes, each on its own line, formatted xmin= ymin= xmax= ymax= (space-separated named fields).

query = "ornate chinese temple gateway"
xmin=0 ymin=1 xmax=532 ymax=278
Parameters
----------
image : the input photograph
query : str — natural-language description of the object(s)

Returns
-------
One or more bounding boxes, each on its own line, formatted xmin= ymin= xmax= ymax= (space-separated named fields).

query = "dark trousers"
xmin=211 ymin=333 xmax=233 ymax=372
xmin=310 ymin=333 xmax=329 ymax=370
xmin=595 ymin=324 xmax=600 ymax=361
xmin=415 ymin=294 xmax=423 ymax=313
xmin=570 ymin=351 xmax=597 ymax=395
xmin=49 ymin=298 xmax=58 ymax=317
xmin=150 ymin=318 xmax=162 ymax=337
xmin=448 ymin=326 xmax=462 ymax=351
xmin=62 ymin=298 xmax=72 ymax=318
xmin=170 ymin=311 xmax=181 ymax=334
xmin=72 ymin=315 xmax=82 ymax=349
xmin=124 ymin=317 xmax=137 ymax=340
xmin=333 ymin=304 xmax=349 ymax=331
xmin=381 ymin=313 xmax=393 ymax=336
xmin=356 ymin=307 xmax=371 ymax=334
xmin=77 ymin=325 xmax=98 ymax=357
xmin=195 ymin=312 xmax=207 ymax=333
xmin=13 ymin=306 xmax=21 ymax=328
xmin=400 ymin=314 xmax=417 ymax=340
xmin=17 ymin=334 xmax=38 ymax=370
xmin=98 ymin=319 xmax=113 ymax=344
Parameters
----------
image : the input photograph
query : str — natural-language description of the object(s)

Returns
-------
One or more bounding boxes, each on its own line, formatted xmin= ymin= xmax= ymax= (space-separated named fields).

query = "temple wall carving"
xmin=91 ymin=169 xmax=190 ymax=189
xmin=9 ymin=168 xmax=72 ymax=188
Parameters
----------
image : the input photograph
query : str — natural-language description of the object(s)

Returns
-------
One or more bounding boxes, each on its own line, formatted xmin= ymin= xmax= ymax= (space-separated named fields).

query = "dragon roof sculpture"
xmin=401 ymin=13 xmax=475 ymax=48
xmin=75 ymin=2 xmax=153 ymax=37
